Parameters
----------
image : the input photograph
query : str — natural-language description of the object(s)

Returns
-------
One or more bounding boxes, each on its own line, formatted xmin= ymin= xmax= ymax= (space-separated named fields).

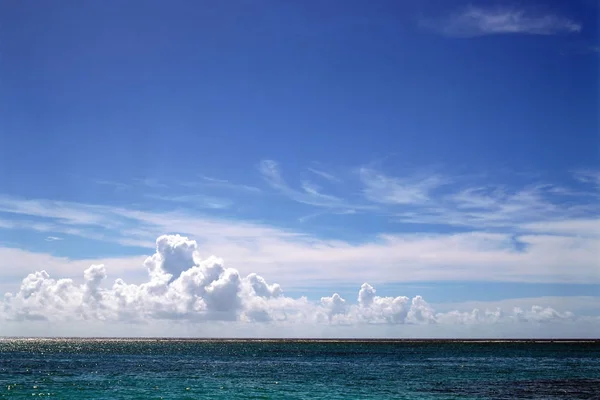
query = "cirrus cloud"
xmin=426 ymin=6 xmax=582 ymax=37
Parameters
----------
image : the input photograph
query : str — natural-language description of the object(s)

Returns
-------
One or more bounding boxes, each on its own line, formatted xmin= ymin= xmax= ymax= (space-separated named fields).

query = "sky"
xmin=0 ymin=0 xmax=598 ymax=338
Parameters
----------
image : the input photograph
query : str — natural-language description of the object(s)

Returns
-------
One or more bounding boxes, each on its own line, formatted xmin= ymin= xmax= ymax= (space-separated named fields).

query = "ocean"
xmin=1 ymin=338 xmax=599 ymax=399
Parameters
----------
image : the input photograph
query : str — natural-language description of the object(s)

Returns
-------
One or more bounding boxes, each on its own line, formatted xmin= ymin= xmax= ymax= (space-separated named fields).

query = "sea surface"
xmin=1 ymin=338 xmax=599 ymax=399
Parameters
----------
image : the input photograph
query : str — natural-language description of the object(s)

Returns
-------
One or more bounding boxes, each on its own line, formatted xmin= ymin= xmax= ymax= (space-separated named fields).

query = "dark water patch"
xmin=1 ymin=339 xmax=599 ymax=399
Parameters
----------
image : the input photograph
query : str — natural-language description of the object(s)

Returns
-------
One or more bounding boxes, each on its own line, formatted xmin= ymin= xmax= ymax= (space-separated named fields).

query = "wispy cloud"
xmin=359 ymin=167 xmax=443 ymax=205
xmin=95 ymin=180 xmax=130 ymax=191
xmin=559 ymin=43 xmax=600 ymax=56
xmin=133 ymin=178 xmax=168 ymax=189
xmin=351 ymin=163 xmax=600 ymax=230
xmin=307 ymin=167 xmax=340 ymax=183
xmin=298 ymin=208 xmax=358 ymax=223
xmin=298 ymin=210 xmax=328 ymax=223
xmin=336 ymin=209 xmax=357 ymax=215
xmin=443 ymin=184 xmax=561 ymax=225
xmin=44 ymin=236 xmax=63 ymax=242
xmin=522 ymin=219 xmax=600 ymax=238
xmin=145 ymin=194 xmax=233 ymax=209
xmin=194 ymin=176 xmax=262 ymax=193
xmin=201 ymin=176 xmax=228 ymax=184
xmin=259 ymin=160 xmax=369 ymax=210
xmin=393 ymin=181 xmax=599 ymax=230
xmin=0 ymin=195 xmax=111 ymax=227
xmin=574 ymin=169 xmax=600 ymax=188
xmin=300 ymin=181 xmax=340 ymax=203
xmin=100 ymin=175 xmax=261 ymax=194
xmin=430 ymin=7 xmax=582 ymax=37
xmin=0 ymin=188 xmax=599 ymax=287
xmin=0 ymin=164 xmax=599 ymax=287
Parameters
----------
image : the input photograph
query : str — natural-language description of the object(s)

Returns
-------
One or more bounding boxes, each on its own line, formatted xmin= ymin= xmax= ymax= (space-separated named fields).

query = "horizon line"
xmin=2 ymin=337 xmax=599 ymax=343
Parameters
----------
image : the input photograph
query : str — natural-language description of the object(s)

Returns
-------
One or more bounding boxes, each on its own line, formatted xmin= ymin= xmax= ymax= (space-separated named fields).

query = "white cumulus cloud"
xmin=0 ymin=235 xmax=590 ymax=332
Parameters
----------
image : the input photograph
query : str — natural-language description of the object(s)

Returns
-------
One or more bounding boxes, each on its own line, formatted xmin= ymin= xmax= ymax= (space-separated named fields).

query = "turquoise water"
xmin=1 ymin=339 xmax=599 ymax=399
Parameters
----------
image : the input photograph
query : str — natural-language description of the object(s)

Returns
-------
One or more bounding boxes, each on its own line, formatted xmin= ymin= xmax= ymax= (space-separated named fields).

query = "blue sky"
xmin=0 ymin=0 xmax=598 ymax=337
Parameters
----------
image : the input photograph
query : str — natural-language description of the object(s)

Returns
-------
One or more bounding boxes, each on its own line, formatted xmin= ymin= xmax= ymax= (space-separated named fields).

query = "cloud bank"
xmin=1 ymin=235 xmax=585 ymax=330
xmin=0 ymin=166 xmax=598 ymax=288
